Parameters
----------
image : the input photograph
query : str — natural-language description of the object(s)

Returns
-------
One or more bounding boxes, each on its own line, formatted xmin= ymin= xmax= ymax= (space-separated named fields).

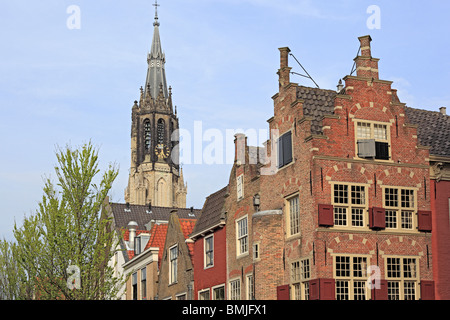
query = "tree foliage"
xmin=4 ymin=142 xmax=125 ymax=299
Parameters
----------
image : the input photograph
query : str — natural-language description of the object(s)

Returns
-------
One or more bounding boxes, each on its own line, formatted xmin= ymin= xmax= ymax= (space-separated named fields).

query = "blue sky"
xmin=1 ymin=0 xmax=449 ymax=241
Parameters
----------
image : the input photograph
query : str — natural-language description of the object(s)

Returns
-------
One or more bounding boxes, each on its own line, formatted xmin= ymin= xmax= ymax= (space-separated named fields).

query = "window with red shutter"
xmin=369 ymin=207 xmax=386 ymax=230
xmin=276 ymin=284 xmax=290 ymax=300
xmin=318 ymin=204 xmax=334 ymax=227
xmin=418 ymin=211 xmax=432 ymax=232
xmin=420 ymin=281 xmax=435 ymax=300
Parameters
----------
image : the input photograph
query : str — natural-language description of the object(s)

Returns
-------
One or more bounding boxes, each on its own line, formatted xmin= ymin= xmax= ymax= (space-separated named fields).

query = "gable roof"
xmin=297 ymin=86 xmax=337 ymax=135
xmin=145 ymin=223 xmax=168 ymax=268
xmin=191 ymin=186 xmax=228 ymax=237
xmin=405 ymin=107 xmax=450 ymax=158
xmin=110 ymin=202 xmax=200 ymax=231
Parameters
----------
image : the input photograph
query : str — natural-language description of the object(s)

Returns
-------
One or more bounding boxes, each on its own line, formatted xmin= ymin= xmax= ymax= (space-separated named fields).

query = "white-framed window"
xmin=331 ymin=183 xmax=368 ymax=228
xmin=132 ymin=272 xmax=138 ymax=300
xmin=169 ymin=244 xmax=178 ymax=284
xmin=176 ymin=293 xmax=187 ymax=300
xmin=286 ymin=195 xmax=300 ymax=237
xmin=236 ymin=216 xmax=248 ymax=256
xmin=383 ymin=187 xmax=417 ymax=231
xmin=204 ymin=235 xmax=214 ymax=268
xmin=198 ymin=289 xmax=210 ymax=300
xmin=291 ymin=258 xmax=311 ymax=300
xmin=229 ymin=278 xmax=241 ymax=300
xmin=253 ymin=242 xmax=260 ymax=261
xmin=246 ymin=274 xmax=254 ymax=300
xmin=212 ymin=284 xmax=225 ymax=300
xmin=333 ymin=254 xmax=370 ymax=300
xmin=237 ymin=174 xmax=244 ymax=200
xmin=354 ymin=120 xmax=391 ymax=160
xmin=141 ymin=267 xmax=147 ymax=300
xmin=385 ymin=256 xmax=419 ymax=300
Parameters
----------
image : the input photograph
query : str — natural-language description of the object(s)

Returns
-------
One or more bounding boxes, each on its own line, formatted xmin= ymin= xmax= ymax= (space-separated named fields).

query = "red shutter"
xmin=371 ymin=280 xmax=388 ymax=300
xmin=320 ymin=279 xmax=335 ymax=300
xmin=369 ymin=207 xmax=386 ymax=230
xmin=277 ymin=284 xmax=290 ymax=300
xmin=420 ymin=281 xmax=435 ymax=300
xmin=309 ymin=279 xmax=319 ymax=300
xmin=418 ymin=211 xmax=432 ymax=232
xmin=308 ymin=279 xmax=335 ymax=300
xmin=318 ymin=204 xmax=334 ymax=227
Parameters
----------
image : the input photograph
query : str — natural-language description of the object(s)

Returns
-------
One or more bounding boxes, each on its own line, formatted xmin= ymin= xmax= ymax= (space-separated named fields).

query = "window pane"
xmin=334 ymin=207 xmax=347 ymax=226
xmin=289 ymin=196 xmax=300 ymax=235
xmin=336 ymin=280 xmax=349 ymax=300
xmin=334 ymin=185 xmax=348 ymax=204
xmin=385 ymin=210 xmax=397 ymax=229
xmin=388 ymin=281 xmax=400 ymax=300
xmin=401 ymin=211 xmax=413 ymax=229
xmin=351 ymin=185 xmax=365 ymax=205
xmin=385 ymin=188 xmax=398 ymax=207
xmin=357 ymin=122 xmax=371 ymax=139
xmin=401 ymin=189 xmax=414 ymax=208
xmin=351 ymin=208 xmax=364 ymax=227
xmin=387 ymin=258 xmax=401 ymax=278
xmin=336 ymin=256 xmax=350 ymax=277
xmin=374 ymin=124 xmax=387 ymax=140
xmin=353 ymin=281 xmax=366 ymax=300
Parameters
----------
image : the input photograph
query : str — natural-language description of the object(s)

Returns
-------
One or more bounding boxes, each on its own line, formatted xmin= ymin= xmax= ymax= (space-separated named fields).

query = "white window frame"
xmin=353 ymin=119 xmax=392 ymax=162
xmin=236 ymin=215 xmax=249 ymax=257
xmin=237 ymin=174 xmax=244 ymax=200
xmin=212 ymin=284 xmax=226 ymax=300
xmin=198 ymin=288 xmax=210 ymax=300
xmin=331 ymin=182 xmax=369 ymax=230
xmin=384 ymin=255 xmax=420 ymax=300
xmin=229 ymin=278 xmax=241 ymax=300
xmin=169 ymin=244 xmax=178 ymax=284
xmin=246 ymin=274 xmax=254 ymax=300
xmin=286 ymin=194 xmax=300 ymax=237
xmin=332 ymin=254 xmax=372 ymax=300
xmin=382 ymin=186 xmax=418 ymax=233
xmin=204 ymin=234 xmax=214 ymax=269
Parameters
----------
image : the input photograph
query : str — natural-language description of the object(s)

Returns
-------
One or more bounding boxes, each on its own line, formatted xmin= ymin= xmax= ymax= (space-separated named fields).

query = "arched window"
xmin=144 ymin=119 xmax=151 ymax=150
xmin=157 ymin=119 xmax=165 ymax=145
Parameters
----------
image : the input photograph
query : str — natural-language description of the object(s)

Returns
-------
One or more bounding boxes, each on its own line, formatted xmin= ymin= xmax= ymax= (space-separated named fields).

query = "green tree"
xmin=12 ymin=142 xmax=125 ymax=299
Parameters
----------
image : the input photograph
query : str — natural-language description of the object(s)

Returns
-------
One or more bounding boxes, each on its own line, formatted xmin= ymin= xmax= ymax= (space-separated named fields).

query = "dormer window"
xmin=355 ymin=121 xmax=390 ymax=160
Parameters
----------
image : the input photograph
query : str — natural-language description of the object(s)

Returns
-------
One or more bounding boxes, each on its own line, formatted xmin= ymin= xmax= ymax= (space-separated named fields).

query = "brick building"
xmin=157 ymin=211 xmax=196 ymax=300
xmin=225 ymin=35 xmax=436 ymax=300
xmin=189 ymin=186 xmax=228 ymax=300
xmin=404 ymin=107 xmax=450 ymax=300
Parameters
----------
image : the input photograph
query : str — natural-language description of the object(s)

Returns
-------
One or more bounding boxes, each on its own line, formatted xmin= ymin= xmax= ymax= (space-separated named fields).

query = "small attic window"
xmin=356 ymin=121 xmax=390 ymax=160
xmin=278 ymin=131 xmax=293 ymax=168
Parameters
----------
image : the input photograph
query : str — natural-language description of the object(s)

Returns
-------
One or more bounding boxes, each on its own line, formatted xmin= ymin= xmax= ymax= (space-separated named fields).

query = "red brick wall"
xmin=193 ymin=227 xmax=227 ymax=299
xmin=431 ymin=179 xmax=450 ymax=300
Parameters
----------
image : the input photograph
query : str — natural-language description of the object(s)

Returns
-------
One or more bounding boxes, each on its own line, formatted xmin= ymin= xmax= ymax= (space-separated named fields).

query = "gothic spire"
xmin=144 ymin=0 xmax=168 ymax=100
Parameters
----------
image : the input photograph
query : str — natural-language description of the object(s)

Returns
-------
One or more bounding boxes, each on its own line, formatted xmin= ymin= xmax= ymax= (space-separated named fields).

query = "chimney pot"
xmin=440 ymin=107 xmax=447 ymax=115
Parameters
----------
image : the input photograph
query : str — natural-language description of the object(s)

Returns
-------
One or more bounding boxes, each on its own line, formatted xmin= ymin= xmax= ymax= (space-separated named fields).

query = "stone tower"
xmin=125 ymin=5 xmax=187 ymax=208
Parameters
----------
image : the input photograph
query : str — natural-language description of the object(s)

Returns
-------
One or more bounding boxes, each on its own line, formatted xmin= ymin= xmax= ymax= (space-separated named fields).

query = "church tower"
xmin=125 ymin=3 xmax=187 ymax=208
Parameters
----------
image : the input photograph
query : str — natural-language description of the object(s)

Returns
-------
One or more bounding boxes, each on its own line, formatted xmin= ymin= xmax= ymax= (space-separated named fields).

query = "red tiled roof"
xmin=145 ymin=223 xmax=169 ymax=267
xmin=179 ymin=219 xmax=197 ymax=264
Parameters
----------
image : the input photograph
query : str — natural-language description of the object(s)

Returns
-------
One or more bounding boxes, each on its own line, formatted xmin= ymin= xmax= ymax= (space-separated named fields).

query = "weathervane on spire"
xmin=153 ymin=0 xmax=160 ymax=26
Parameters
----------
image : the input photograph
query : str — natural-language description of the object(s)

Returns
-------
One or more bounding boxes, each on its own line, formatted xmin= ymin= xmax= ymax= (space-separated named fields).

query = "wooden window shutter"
xmin=371 ymin=279 xmax=388 ymax=300
xmin=420 ymin=281 xmax=435 ymax=300
xmin=375 ymin=141 xmax=390 ymax=160
xmin=320 ymin=279 xmax=335 ymax=300
xmin=418 ymin=210 xmax=432 ymax=232
xmin=318 ymin=204 xmax=334 ymax=227
xmin=276 ymin=284 xmax=290 ymax=300
xmin=357 ymin=139 xmax=376 ymax=158
xmin=369 ymin=207 xmax=386 ymax=230
xmin=309 ymin=279 xmax=335 ymax=300
xmin=283 ymin=131 xmax=292 ymax=165
xmin=309 ymin=279 xmax=319 ymax=300
xmin=277 ymin=136 xmax=284 ymax=168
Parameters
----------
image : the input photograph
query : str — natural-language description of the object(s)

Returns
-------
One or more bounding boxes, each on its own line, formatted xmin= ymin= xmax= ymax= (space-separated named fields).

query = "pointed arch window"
xmin=157 ymin=119 xmax=165 ymax=145
xmin=144 ymin=119 xmax=151 ymax=151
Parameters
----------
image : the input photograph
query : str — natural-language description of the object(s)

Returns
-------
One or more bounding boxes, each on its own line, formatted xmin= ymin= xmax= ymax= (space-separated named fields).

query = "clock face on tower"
xmin=155 ymin=143 xmax=170 ymax=160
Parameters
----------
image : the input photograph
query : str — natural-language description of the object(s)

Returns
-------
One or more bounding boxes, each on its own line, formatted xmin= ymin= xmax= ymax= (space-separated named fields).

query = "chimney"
xmin=277 ymin=47 xmax=292 ymax=87
xmin=234 ymin=133 xmax=246 ymax=165
xmin=127 ymin=221 xmax=138 ymax=250
xmin=355 ymin=35 xmax=379 ymax=80
xmin=337 ymin=79 xmax=344 ymax=93
xmin=440 ymin=107 xmax=447 ymax=115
